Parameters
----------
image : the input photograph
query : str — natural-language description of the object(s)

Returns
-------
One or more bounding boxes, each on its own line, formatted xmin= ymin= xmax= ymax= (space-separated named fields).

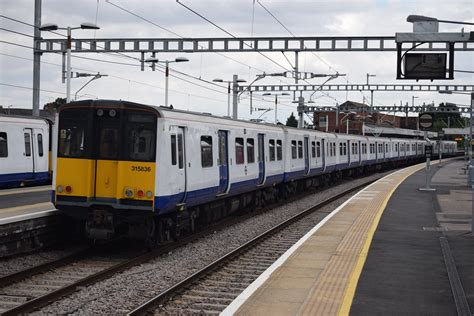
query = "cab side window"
xmin=0 ymin=132 xmax=7 ymax=157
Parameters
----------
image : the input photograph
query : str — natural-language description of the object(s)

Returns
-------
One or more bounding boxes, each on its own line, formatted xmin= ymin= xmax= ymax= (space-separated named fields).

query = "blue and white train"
xmin=51 ymin=100 xmax=457 ymax=241
xmin=0 ymin=115 xmax=51 ymax=188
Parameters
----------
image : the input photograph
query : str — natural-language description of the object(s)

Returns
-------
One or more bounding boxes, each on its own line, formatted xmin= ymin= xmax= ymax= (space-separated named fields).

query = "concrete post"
xmin=297 ymin=96 xmax=304 ymax=129
xmin=32 ymin=0 xmax=42 ymax=116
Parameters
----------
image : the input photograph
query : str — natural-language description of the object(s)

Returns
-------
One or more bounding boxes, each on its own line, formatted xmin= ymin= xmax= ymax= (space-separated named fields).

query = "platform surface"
xmin=223 ymin=158 xmax=473 ymax=315
xmin=0 ymin=185 xmax=54 ymax=223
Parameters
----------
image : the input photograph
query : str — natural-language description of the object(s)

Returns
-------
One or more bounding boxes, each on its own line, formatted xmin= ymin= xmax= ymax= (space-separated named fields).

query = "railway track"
xmin=0 ymin=211 xmax=278 ymax=315
xmin=0 ymin=245 xmax=148 ymax=315
xmin=0 ymin=172 xmax=383 ymax=314
xmin=128 ymin=179 xmax=377 ymax=315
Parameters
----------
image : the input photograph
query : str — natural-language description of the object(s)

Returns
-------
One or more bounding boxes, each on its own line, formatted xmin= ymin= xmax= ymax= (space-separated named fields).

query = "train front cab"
xmin=53 ymin=101 xmax=158 ymax=240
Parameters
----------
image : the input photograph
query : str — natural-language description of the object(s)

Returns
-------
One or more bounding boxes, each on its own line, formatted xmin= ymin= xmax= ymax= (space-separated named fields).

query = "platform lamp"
xmin=213 ymin=78 xmax=246 ymax=117
xmin=39 ymin=23 xmax=100 ymax=103
xmin=263 ymin=92 xmax=290 ymax=124
xmin=145 ymin=57 xmax=189 ymax=107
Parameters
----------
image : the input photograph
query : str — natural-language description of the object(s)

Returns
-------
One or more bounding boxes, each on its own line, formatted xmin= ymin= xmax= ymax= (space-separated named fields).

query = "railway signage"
xmin=425 ymin=145 xmax=433 ymax=158
xmin=419 ymin=112 xmax=434 ymax=131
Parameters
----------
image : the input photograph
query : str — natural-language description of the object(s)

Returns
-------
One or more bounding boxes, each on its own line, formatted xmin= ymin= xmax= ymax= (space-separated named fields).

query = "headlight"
xmin=146 ymin=191 xmax=153 ymax=198
xmin=57 ymin=185 xmax=63 ymax=193
xmin=124 ymin=188 xmax=134 ymax=198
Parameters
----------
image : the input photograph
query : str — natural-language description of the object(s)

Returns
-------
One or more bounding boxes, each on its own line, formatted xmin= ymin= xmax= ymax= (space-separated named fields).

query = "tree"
xmin=43 ymin=97 xmax=66 ymax=112
xmin=286 ymin=112 xmax=298 ymax=127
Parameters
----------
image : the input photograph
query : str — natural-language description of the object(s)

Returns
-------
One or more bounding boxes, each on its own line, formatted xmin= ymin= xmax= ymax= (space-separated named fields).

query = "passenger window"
xmin=276 ymin=140 xmax=282 ymax=161
xmin=291 ymin=140 xmax=297 ymax=159
xmin=59 ymin=126 xmax=86 ymax=158
xmin=297 ymin=141 xmax=303 ymax=159
xmin=170 ymin=135 xmax=177 ymax=165
xmin=0 ymin=132 xmax=7 ymax=158
xmin=201 ymin=136 xmax=213 ymax=167
xmin=99 ymin=128 xmax=119 ymax=159
xmin=177 ymin=133 xmax=184 ymax=169
xmin=24 ymin=133 xmax=31 ymax=157
xmin=269 ymin=139 xmax=275 ymax=161
xmin=311 ymin=141 xmax=316 ymax=158
xmin=247 ymin=138 xmax=255 ymax=163
xmin=316 ymin=141 xmax=321 ymax=158
xmin=235 ymin=137 xmax=244 ymax=164
xmin=38 ymin=133 xmax=44 ymax=157
xmin=339 ymin=143 xmax=343 ymax=156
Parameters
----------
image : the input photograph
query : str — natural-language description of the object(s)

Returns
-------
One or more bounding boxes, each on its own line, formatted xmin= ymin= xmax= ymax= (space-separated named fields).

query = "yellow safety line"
xmin=338 ymin=164 xmax=428 ymax=315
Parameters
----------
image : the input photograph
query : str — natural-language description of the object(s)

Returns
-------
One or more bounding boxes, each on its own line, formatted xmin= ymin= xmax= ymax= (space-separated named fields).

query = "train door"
xmin=257 ymin=133 xmax=265 ymax=185
xmin=94 ymin=114 xmax=120 ymax=199
xmin=23 ymin=128 xmax=35 ymax=176
xmin=217 ymin=130 xmax=229 ymax=194
xmin=375 ymin=141 xmax=378 ymax=162
xmin=170 ymin=126 xmax=187 ymax=201
xmin=321 ymin=139 xmax=326 ymax=172
xmin=304 ymin=136 xmax=310 ymax=175
xmin=347 ymin=140 xmax=350 ymax=165
xmin=358 ymin=141 xmax=362 ymax=165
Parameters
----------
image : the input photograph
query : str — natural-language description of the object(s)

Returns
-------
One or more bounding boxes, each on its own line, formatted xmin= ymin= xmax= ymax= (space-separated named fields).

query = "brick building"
xmin=312 ymin=100 xmax=418 ymax=135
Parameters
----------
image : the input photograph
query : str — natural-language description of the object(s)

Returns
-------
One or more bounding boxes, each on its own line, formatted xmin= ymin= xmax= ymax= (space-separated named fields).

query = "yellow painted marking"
xmin=115 ymin=161 xmax=155 ymax=201
xmin=95 ymin=160 xmax=119 ymax=199
xmin=56 ymin=158 xmax=96 ymax=198
xmin=337 ymin=162 xmax=439 ymax=315
xmin=0 ymin=186 xmax=51 ymax=196
xmin=56 ymin=158 xmax=155 ymax=203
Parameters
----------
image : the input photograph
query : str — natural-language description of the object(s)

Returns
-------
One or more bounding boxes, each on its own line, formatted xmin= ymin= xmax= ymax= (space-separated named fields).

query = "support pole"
xmin=249 ymin=91 xmax=253 ymax=115
xmin=164 ymin=61 xmax=169 ymax=107
xmin=274 ymin=95 xmax=278 ymax=124
xmin=32 ymin=0 xmax=41 ymax=116
xmin=66 ymin=27 xmax=72 ymax=103
xmin=232 ymin=74 xmax=238 ymax=119
xmin=297 ymin=96 xmax=304 ymax=129
xmin=294 ymin=51 xmax=299 ymax=84
xmin=227 ymin=82 xmax=231 ymax=117
xmin=419 ymin=132 xmax=436 ymax=192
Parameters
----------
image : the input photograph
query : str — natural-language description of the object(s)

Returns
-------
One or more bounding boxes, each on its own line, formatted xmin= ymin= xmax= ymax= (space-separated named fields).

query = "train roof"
xmin=0 ymin=113 xmax=52 ymax=125
xmin=62 ymin=100 xmax=446 ymax=143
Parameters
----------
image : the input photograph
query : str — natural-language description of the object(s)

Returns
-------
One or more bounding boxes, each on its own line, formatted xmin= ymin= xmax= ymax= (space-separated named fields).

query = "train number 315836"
xmin=131 ymin=166 xmax=151 ymax=172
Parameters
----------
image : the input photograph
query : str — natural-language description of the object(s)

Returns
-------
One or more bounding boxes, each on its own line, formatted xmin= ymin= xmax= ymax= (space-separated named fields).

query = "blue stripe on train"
xmin=0 ymin=171 xmax=50 ymax=189
xmin=153 ymin=153 xmax=420 ymax=214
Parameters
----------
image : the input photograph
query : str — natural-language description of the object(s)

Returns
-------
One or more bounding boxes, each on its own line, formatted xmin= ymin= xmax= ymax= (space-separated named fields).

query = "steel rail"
xmin=127 ymin=178 xmax=378 ymax=315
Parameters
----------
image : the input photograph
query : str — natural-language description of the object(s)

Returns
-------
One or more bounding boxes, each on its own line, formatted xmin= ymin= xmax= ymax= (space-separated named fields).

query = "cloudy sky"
xmin=0 ymin=0 xmax=472 ymax=123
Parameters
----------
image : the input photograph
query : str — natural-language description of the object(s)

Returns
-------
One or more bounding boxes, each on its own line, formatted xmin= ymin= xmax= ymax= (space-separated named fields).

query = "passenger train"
xmin=0 ymin=115 xmax=52 ymax=188
xmin=47 ymin=100 xmax=455 ymax=242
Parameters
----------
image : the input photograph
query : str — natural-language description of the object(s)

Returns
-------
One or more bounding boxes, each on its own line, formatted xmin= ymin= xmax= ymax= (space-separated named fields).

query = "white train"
xmin=51 ymin=100 xmax=457 ymax=241
xmin=0 ymin=115 xmax=51 ymax=188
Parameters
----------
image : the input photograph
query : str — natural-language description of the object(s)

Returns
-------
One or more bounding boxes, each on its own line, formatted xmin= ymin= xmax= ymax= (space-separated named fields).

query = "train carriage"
xmin=0 ymin=115 xmax=51 ymax=188
xmin=51 ymin=100 xmax=458 ymax=242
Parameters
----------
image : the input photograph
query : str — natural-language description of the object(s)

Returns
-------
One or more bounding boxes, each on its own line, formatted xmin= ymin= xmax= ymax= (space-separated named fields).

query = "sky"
xmin=0 ymin=0 xmax=472 ymax=124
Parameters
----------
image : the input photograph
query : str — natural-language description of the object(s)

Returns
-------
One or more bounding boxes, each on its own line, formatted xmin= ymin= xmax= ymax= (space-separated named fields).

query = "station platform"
xmin=0 ymin=185 xmax=55 ymax=224
xmin=223 ymin=158 xmax=473 ymax=315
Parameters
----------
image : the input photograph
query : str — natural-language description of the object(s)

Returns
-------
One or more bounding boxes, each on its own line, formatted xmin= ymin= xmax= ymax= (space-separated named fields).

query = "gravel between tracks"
xmin=0 ymin=245 xmax=87 ymax=277
xmin=38 ymin=171 xmax=394 ymax=314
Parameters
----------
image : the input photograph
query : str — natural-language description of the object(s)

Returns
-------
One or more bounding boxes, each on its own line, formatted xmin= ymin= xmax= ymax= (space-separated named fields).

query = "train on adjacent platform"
xmin=0 ymin=114 xmax=52 ymax=188
xmin=48 ymin=100 xmax=457 ymax=242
